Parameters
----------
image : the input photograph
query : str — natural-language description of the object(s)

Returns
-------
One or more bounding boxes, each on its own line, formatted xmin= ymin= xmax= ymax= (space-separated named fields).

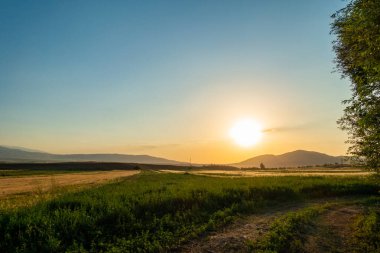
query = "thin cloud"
xmin=263 ymin=121 xmax=323 ymax=133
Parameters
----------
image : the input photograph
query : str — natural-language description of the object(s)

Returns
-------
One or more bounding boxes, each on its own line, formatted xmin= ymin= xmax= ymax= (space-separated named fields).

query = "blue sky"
xmin=0 ymin=1 xmax=351 ymax=163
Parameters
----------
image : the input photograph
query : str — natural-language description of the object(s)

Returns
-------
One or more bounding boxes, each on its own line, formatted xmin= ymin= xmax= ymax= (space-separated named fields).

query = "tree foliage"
xmin=331 ymin=0 xmax=380 ymax=171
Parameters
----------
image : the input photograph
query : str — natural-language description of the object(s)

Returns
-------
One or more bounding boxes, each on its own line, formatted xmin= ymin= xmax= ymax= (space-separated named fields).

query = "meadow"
xmin=0 ymin=165 xmax=379 ymax=253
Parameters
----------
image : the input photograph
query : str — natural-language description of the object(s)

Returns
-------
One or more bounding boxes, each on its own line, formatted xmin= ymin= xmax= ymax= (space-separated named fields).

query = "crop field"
xmin=0 ymin=170 xmax=140 ymax=198
xmin=0 ymin=165 xmax=379 ymax=253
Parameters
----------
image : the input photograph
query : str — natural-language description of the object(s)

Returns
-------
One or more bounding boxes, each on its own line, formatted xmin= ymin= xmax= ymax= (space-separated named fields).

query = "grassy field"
xmin=0 ymin=170 xmax=139 ymax=199
xmin=0 ymin=167 xmax=379 ymax=253
xmin=161 ymin=168 xmax=373 ymax=177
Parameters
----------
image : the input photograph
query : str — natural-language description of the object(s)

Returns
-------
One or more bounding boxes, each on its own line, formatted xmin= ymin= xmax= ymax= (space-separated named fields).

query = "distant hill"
xmin=234 ymin=150 xmax=347 ymax=168
xmin=0 ymin=146 xmax=184 ymax=165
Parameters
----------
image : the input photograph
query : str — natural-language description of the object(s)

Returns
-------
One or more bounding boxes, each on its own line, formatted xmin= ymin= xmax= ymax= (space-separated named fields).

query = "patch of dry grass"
xmin=0 ymin=170 xmax=140 ymax=210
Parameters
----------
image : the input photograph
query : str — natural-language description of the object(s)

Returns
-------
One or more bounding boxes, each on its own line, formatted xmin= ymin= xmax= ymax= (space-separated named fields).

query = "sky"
xmin=0 ymin=0 xmax=352 ymax=163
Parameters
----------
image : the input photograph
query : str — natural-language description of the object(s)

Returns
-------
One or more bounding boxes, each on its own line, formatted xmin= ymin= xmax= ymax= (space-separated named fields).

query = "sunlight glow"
xmin=229 ymin=118 xmax=263 ymax=147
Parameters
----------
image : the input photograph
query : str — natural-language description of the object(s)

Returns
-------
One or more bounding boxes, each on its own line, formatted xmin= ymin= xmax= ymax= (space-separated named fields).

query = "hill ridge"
xmin=0 ymin=146 xmax=183 ymax=165
xmin=235 ymin=150 xmax=346 ymax=168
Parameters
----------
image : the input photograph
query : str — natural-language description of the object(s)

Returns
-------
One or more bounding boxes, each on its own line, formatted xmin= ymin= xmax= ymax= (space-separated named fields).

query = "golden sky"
xmin=0 ymin=1 xmax=350 ymax=164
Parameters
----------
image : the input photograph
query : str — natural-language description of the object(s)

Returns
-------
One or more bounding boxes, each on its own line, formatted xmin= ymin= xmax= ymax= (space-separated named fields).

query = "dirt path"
xmin=176 ymin=198 xmax=364 ymax=253
xmin=178 ymin=201 xmax=319 ymax=253
xmin=0 ymin=170 xmax=140 ymax=197
xmin=303 ymin=204 xmax=363 ymax=253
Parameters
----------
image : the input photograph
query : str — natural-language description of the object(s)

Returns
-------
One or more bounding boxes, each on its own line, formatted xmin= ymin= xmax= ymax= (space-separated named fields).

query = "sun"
xmin=229 ymin=118 xmax=263 ymax=147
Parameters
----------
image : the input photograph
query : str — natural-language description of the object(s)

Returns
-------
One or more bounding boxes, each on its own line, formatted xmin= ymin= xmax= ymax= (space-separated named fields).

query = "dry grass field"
xmin=0 ymin=170 xmax=140 ymax=198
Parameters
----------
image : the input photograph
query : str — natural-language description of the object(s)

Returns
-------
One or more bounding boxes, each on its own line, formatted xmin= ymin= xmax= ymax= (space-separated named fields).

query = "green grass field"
xmin=0 ymin=170 xmax=379 ymax=252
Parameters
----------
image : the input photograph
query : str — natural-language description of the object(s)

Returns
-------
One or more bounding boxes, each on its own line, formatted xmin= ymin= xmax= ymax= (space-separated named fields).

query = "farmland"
xmin=0 ymin=170 xmax=140 ymax=198
xmin=0 ymin=164 xmax=379 ymax=252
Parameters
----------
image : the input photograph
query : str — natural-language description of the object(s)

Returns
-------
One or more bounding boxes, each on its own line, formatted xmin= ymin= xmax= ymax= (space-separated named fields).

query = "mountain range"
xmin=0 ymin=146 xmax=347 ymax=168
xmin=0 ymin=146 xmax=183 ymax=165
xmin=233 ymin=150 xmax=347 ymax=168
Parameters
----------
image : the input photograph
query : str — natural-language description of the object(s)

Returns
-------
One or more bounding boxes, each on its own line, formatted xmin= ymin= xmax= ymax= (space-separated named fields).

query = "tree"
xmin=331 ymin=0 xmax=380 ymax=172
xmin=260 ymin=162 xmax=266 ymax=170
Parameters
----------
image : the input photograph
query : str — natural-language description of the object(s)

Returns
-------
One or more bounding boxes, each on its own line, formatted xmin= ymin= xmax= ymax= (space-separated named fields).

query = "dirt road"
xmin=177 ymin=199 xmax=365 ymax=253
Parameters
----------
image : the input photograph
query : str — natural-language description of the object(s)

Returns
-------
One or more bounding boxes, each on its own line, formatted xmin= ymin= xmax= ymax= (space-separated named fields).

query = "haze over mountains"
xmin=0 ymin=146 xmax=183 ymax=165
xmin=0 ymin=146 xmax=347 ymax=167
xmin=234 ymin=150 xmax=347 ymax=168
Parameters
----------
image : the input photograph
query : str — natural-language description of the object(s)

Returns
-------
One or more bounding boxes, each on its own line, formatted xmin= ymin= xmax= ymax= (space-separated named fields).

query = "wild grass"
xmin=247 ymin=205 xmax=328 ymax=253
xmin=0 ymin=171 xmax=379 ymax=252
xmin=351 ymin=198 xmax=380 ymax=252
